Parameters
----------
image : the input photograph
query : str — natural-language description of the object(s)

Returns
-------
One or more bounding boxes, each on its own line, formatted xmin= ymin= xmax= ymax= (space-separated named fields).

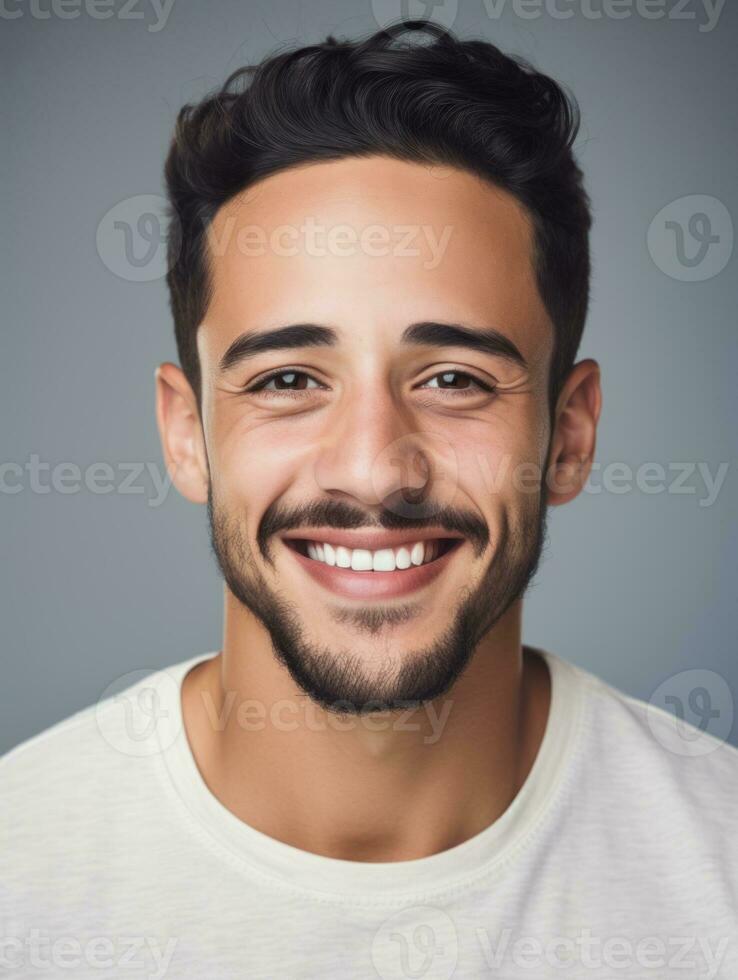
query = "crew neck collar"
xmin=154 ymin=645 xmax=586 ymax=904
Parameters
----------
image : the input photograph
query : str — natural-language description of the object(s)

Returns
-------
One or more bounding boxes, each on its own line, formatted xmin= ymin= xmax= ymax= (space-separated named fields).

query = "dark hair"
xmin=164 ymin=19 xmax=591 ymax=416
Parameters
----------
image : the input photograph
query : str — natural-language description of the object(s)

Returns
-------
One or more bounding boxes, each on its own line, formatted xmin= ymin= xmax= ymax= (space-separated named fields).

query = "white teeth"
xmin=335 ymin=546 xmax=351 ymax=568
xmin=410 ymin=542 xmax=425 ymax=567
xmin=350 ymin=549 xmax=373 ymax=571
xmin=299 ymin=539 xmax=452 ymax=572
xmin=372 ymin=549 xmax=396 ymax=572
xmin=395 ymin=547 xmax=411 ymax=570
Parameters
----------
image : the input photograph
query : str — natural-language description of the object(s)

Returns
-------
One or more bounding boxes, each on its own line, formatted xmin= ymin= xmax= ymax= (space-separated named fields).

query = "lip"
xmin=280 ymin=528 xmax=464 ymax=552
xmin=281 ymin=537 xmax=465 ymax=600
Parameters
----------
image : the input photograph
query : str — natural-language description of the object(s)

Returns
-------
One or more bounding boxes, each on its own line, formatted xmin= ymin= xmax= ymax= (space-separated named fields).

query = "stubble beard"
xmin=206 ymin=486 xmax=549 ymax=715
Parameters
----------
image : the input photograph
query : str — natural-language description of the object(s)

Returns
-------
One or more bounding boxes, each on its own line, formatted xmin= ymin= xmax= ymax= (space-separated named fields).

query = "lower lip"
xmin=282 ymin=540 xmax=464 ymax=600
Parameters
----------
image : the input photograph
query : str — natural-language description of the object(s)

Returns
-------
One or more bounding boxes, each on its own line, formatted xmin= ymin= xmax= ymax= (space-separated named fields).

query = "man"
xmin=2 ymin=20 xmax=736 ymax=980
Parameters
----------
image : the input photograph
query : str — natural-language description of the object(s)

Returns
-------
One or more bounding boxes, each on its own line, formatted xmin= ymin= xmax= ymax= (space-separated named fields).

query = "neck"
xmin=181 ymin=592 xmax=551 ymax=862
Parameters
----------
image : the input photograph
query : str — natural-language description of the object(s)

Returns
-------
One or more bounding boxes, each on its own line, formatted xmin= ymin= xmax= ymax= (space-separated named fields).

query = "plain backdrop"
xmin=2 ymin=0 xmax=736 ymax=753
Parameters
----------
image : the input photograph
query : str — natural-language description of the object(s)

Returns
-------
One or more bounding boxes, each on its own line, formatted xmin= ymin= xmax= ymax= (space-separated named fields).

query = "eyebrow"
xmin=219 ymin=324 xmax=335 ymax=372
xmin=218 ymin=321 xmax=528 ymax=373
xmin=402 ymin=321 xmax=528 ymax=370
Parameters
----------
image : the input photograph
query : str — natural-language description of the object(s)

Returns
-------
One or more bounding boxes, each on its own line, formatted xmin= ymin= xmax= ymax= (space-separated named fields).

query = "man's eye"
xmin=419 ymin=370 xmax=496 ymax=394
xmin=245 ymin=369 xmax=495 ymax=398
xmin=247 ymin=370 xmax=323 ymax=394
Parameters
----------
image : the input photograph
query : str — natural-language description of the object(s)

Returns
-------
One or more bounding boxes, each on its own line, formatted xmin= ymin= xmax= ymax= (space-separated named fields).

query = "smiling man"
xmin=179 ymin=150 xmax=560 ymax=725
xmin=3 ymin=19 xmax=737 ymax=980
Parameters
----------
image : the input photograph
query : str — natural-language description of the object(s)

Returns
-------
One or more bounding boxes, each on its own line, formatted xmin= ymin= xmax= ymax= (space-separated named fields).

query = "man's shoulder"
xmin=0 ymin=655 xmax=213 ymax=920
xmin=0 ymin=654 xmax=207 ymax=823
xmin=2 ymin=698 xmax=114 ymax=795
xmin=561 ymin=653 xmax=738 ymax=840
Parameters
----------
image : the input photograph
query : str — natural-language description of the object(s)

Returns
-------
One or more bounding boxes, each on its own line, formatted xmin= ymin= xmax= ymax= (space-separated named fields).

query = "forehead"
xmin=200 ymin=156 xmax=551 ymax=363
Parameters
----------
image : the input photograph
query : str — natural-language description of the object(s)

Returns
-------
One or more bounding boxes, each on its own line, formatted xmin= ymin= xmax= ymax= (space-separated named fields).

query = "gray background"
xmin=2 ymin=0 xmax=736 ymax=754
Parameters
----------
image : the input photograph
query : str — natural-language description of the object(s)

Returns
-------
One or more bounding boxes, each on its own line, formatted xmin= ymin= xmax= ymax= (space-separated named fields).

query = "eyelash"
xmin=244 ymin=368 xmax=497 ymax=398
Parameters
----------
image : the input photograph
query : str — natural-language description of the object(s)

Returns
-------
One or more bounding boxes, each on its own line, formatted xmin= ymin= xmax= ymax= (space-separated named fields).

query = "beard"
xmin=206 ymin=481 xmax=549 ymax=715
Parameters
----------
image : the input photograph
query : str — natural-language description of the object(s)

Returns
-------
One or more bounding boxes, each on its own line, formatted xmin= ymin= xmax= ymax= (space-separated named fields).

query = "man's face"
xmin=195 ymin=157 xmax=555 ymax=712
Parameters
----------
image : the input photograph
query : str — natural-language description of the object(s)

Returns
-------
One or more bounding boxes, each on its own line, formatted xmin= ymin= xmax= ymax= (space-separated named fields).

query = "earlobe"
xmin=155 ymin=362 xmax=209 ymax=505
xmin=545 ymin=359 xmax=602 ymax=507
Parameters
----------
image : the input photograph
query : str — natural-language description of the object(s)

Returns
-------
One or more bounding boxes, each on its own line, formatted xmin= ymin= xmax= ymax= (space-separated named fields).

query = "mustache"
xmin=258 ymin=495 xmax=490 ymax=560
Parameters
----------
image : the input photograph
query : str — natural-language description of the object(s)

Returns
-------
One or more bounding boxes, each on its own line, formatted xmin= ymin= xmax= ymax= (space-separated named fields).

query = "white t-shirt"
xmin=2 ymin=647 xmax=737 ymax=979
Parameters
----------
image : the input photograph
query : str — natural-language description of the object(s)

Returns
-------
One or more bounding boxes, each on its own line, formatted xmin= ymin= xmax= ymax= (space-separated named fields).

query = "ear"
xmin=155 ymin=362 xmax=209 ymax=505
xmin=545 ymin=359 xmax=602 ymax=506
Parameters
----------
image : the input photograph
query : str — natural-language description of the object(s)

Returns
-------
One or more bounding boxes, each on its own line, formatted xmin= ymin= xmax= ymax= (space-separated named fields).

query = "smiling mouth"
xmin=282 ymin=537 xmax=463 ymax=572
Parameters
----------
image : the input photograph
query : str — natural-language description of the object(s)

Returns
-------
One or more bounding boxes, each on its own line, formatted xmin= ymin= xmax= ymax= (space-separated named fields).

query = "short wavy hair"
xmin=164 ymin=19 xmax=591 ymax=415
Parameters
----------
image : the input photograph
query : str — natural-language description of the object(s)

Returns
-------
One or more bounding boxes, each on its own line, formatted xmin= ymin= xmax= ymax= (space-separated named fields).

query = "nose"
xmin=312 ymin=387 xmax=437 ymax=512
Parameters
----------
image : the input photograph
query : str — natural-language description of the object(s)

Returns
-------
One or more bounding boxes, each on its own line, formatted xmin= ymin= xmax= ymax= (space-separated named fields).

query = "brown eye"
xmin=270 ymin=371 xmax=307 ymax=390
xmin=420 ymin=371 xmax=494 ymax=393
xmin=439 ymin=371 xmax=471 ymax=389
xmin=248 ymin=370 xmax=322 ymax=393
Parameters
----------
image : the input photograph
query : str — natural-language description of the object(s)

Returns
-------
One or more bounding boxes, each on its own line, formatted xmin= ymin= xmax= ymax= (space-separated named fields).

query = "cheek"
xmin=453 ymin=410 xmax=543 ymax=506
xmin=209 ymin=414 xmax=319 ymax=510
